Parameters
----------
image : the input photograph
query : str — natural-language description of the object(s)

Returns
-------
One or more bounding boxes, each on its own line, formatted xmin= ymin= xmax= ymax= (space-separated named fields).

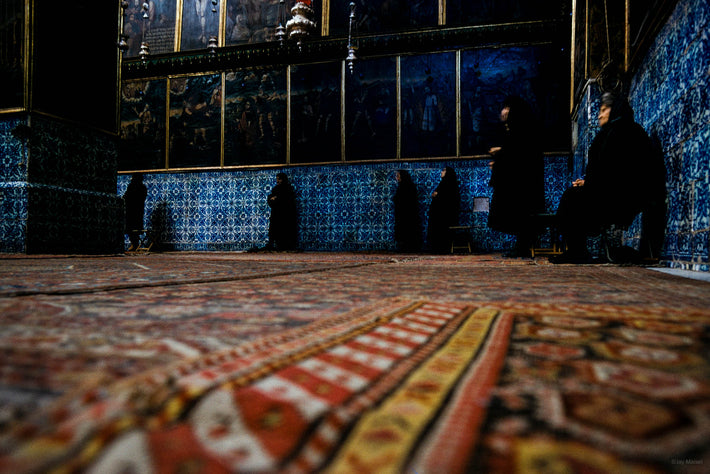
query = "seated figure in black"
xmin=552 ymin=92 xmax=666 ymax=263
xmin=266 ymin=172 xmax=298 ymax=251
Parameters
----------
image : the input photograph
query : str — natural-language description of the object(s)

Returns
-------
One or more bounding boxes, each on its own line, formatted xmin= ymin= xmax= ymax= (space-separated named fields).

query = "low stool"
xmin=128 ymin=229 xmax=154 ymax=253
xmin=449 ymin=226 xmax=473 ymax=254
xmin=529 ymin=214 xmax=564 ymax=258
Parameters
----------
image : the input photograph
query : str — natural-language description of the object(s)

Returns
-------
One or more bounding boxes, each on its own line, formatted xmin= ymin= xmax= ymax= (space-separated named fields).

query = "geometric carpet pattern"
xmin=1 ymin=253 xmax=709 ymax=473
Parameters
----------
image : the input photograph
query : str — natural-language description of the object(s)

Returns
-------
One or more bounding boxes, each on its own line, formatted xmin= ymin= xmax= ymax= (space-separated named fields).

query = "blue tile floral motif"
xmin=694 ymin=177 xmax=710 ymax=232
xmin=0 ymin=185 xmax=27 ymax=253
xmin=626 ymin=0 xmax=709 ymax=269
xmin=571 ymin=0 xmax=709 ymax=271
xmin=0 ymin=118 xmax=28 ymax=184
xmin=1 ymin=115 xmax=124 ymax=254
xmin=1 ymin=118 xmax=29 ymax=252
xmin=29 ymin=117 xmax=118 ymax=194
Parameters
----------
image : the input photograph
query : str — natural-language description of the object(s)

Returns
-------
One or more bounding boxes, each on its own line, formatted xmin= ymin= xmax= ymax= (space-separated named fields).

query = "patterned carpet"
xmin=0 ymin=253 xmax=709 ymax=473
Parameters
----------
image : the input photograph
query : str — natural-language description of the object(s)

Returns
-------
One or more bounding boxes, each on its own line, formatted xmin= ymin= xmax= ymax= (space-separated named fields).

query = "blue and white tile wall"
xmin=0 ymin=118 xmax=28 ymax=253
xmin=572 ymin=84 xmax=601 ymax=182
xmin=0 ymin=115 xmax=124 ymax=254
xmin=573 ymin=0 xmax=709 ymax=271
xmin=631 ymin=0 xmax=709 ymax=271
xmin=117 ymin=155 xmax=569 ymax=252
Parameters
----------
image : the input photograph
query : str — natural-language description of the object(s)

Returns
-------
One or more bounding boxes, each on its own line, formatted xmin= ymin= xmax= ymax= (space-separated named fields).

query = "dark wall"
xmin=0 ymin=1 xmax=124 ymax=254
xmin=32 ymin=0 xmax=119 ymax=133
xmin=0 ymin=0 xmax=24 ymax=110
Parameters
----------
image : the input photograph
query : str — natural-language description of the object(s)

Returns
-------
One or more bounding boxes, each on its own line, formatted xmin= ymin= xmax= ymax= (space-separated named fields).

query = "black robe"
xmin=558 ymin=117 xmax=657 ymax=233
xmin=268 ymin=181 xmax=298 ymax=250
xmin=393 ymin=178 xmax=422 ymax=251
xmin=427 ymin=172 xmax=460 ymax=253
xmin=556 ymin=115 xmax=665 ymax=256
xmin=487 ymin=127 xmax=545 ymax=235
xmin=123 ymin=180 xmax=147 ymax=233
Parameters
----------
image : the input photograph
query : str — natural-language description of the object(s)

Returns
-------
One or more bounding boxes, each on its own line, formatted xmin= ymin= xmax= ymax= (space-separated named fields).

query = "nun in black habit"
xmin=267 ymin=172 xmax=298 ymax=251
xmin=552 ymin=92 xmax=666 ymax=263
xmin=487 ymin=96 xmax=546 ymax=258
xmin=427 ymin=166 xmax=461 ymax=254
xmin=393 ymin=169 xmax=422 ymax=252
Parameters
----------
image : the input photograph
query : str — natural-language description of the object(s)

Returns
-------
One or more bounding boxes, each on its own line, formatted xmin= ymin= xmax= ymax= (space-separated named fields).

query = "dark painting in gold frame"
xmin=329 ymin=0 xmax=438 ymax=36
xmin=290 ymin=62 xmax=342 ymax=164
xmin=180 ymin=0 xmax=221 ymax=51
xmin=447 ymin=0 xmax=563 ymax=26
xmin=461 ymin=45 xmax=570 ymax=157
xmin=120 ymin=79 xmax=167 ymax=171
xmin=344 ymin=56 xmax=397 ymax=161
xmin=224 ymin=67 xmax=287 ymax=166
xmin=0 ymin=0 xmax=24 ymax=110
xmin=225 ymin=0 xmax=289 ymax=46
xmin=168 ymin=74 xmax=222 ymax=169
xmin=123 ymin=0 xmax=178 ymax=58
xmin=401 ymin=52 xmax=456 ymax=159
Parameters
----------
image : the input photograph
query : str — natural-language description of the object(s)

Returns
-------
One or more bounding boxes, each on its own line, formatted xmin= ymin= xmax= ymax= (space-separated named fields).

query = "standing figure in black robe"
xmin=393 ymin=169 xmax=422 ymax=252
xmin=552 ymin=92 xmax=666 ymax=263
xmin=123 ymin=173 xmax=148 ymax=251
xmin=427 ymin=166 xmax=461 ymax=253
xmin=267 ymin=172 xmax=298 ymax=250
xmin=487 ymin=96 xmax=546 ymax=257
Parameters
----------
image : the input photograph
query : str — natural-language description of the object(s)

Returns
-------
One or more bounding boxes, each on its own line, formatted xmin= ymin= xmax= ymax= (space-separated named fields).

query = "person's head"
xmin=599 ymin=92 xmax=634 ymax=126
xmin=397 ymin=169 xmax=413 ymax=184
xmin=501 ymin=96 xmax=534 ymax=132
xmin=442 ymin=166 xmax=457 ymax=182
xmin=132 ymin=173 xmax=143 ymax=183
xmin=500 ymin=106 xmax=510 ymax=123
xmin=276 ymin=172 xmax=288 ymax=185
xmin=598 ymin=102 xmax=611 ymax=127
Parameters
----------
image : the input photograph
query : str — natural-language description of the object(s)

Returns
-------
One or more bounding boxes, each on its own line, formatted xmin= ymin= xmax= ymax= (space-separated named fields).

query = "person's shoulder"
xmin=624 ymin=121 xmax=652 ymax=144
xmin=636 ymin=121 xmax=651 ymax=136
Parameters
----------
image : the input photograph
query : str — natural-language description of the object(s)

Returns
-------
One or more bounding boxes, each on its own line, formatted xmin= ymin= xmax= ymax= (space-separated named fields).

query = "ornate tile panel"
xmin=0 ymin=118 xmax=28 ymax=184
xmin=29 ymin=117 xmax=118 ymax=194
xmin=1 ymin=116 xmax=124 ymax=254
xmin=570 ymin=0 xmax=710 ymax=271
xmin=118 ymin=156 xmax=570 ymax=252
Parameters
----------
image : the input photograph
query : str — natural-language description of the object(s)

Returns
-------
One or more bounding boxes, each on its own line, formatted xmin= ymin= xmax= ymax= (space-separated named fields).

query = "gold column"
xmin=570 ymin=0 xmax=577 ymax=112
xmin=175 ymin=0 xmax=184 ymax=52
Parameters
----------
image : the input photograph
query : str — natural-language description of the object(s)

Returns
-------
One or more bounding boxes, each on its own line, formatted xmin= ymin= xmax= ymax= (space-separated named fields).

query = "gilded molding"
xmin=123 ymin=20 xmax=565 ymax=79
